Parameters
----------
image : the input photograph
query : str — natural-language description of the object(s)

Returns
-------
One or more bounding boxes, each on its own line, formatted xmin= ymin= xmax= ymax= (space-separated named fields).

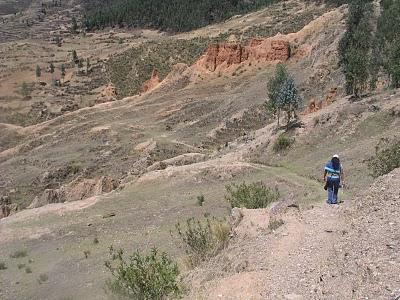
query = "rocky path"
xmin=185 ymin=193 xmax=348 ymax=299
xmin=186 ymin=168 xmax=400 ymax=300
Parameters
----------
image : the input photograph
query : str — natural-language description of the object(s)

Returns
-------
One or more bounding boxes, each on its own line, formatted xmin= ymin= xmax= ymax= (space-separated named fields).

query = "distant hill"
xmin=83 ymin=0 xmax=278 ymax=32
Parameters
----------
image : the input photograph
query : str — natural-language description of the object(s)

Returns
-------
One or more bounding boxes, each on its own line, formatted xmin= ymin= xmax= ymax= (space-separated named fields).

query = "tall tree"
xmin=338 ymin=0 xmax=374 ymax=97
xmin=265 ymin=64 xmax=301 ymax=129
xmin=266 ymin=63 xmax=288 ymax=127
xmin=49 ymin=63 xmax=55 ymax=74
xmin=376 ymin=0 xmax=400 ymax=87
xmin=71 ymin=17 xmax=78 ymax=33
xmin=277 ymin=76 xmax=301 ymax=129
xmin=35 ymin=65 xmax=41 ymax=78
xmin=86 ymin=57 xmax=91 ymax=74
xmin=61 ymin=64 xmax=66 ymax=77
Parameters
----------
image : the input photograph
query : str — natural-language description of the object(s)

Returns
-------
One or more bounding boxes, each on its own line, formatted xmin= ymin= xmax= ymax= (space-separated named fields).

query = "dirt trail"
xmin=186 ymin=199 xmax=346 ymax=299
xmin=186 ymin=165 xmax=400 ymax=300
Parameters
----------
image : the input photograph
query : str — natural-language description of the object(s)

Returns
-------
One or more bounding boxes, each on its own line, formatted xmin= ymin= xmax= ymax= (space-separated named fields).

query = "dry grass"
xmin=175 ymin=217 xmax=232 ymax=268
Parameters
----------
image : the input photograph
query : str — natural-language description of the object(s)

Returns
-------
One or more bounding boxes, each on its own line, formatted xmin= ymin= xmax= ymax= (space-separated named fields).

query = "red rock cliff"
xmin=199 ymin=38 xmax=290 ymax=72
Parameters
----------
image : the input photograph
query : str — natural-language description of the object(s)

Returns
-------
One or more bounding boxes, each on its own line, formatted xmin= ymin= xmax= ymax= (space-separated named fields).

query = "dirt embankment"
xmin=184 ymin=167 xmax=400 ymax=300
xmin=320 ymin=168 xmax=400 ymax=299
xmin=197 ymin=38 xmax=290 ymax=73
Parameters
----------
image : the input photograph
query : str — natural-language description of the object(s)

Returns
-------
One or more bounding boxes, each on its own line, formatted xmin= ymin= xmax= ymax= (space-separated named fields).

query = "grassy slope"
xmin=107 ymin=2 xmax=330 ymax=98
xmin=0 ymin=164 xmax=326 ymax=300
xmin=1 ymin=91 xmax=398 ymax=300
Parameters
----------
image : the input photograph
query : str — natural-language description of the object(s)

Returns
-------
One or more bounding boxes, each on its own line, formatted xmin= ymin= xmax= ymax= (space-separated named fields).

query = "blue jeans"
xmin=327 ymin=178 xmax=340 ymax=204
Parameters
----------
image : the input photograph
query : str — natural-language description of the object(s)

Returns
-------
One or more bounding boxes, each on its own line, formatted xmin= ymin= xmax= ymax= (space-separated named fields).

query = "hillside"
xmin=0 ymin=0 xmax=399 ymax=299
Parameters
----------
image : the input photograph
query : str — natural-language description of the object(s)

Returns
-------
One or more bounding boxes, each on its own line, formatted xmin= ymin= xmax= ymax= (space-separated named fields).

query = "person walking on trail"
xmin=324 ymin=154 xmax=345 ymax=204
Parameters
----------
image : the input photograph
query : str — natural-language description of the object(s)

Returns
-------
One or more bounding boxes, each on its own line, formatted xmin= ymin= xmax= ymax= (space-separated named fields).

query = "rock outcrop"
xmin=304 ymin=87 xmax=338 ymax=114
xmin=28 ymin=176 xmax=118 ymax=209
xmin=198 ymin=38 xmax=290 ymax=72
xmin=0 ymin=196 xmax=18 ymax=219
xmin=141 ymin=69 xmax=161 ymax=93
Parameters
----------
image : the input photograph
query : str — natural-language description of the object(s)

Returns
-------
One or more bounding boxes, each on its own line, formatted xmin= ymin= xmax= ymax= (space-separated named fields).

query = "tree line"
xmin=83 ymin=0 xmax=354 ymax=32
xmin=339 ymin=0 xmax=400 ymax=97
xmin=83 ymin=0 xmax=277 ymax=32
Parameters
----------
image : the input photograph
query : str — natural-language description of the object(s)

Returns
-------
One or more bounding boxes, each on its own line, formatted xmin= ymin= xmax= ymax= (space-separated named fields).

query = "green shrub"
xmin=25 ymin=266 xmax=32 ymax=274
xmin=17 ymin=263 xmax=26 ymax=270
xmin=93 ymin=237 xmax=99 ymax=244
xmin=105 ymin=247 xmax=181 ymax=300
xmin=107 ymin=38 xmax=209 ymax=98
xmin=273 ymin=133 xmax=295 ymax=153
xmin=0 ymin=262 xmax=7 ymax=270
xmin=225 ymin=182 xmax=280 ymax=209
xmin=83 ymin=250 xmax=91 ymax=259
xmin=10 ymin=250 xmax=28 ymax=258
xmin=368 ymin=140 xmax=400 ymax=177
xmin=175 ymin=217 xmax=231 ymax=268
xmin=268 ymin=218 xmax=284 ymax=231
xmin=38 ymin=273 xmax=49 ymax=284
xmin=196 ymin=195 xmax=205 ymax=206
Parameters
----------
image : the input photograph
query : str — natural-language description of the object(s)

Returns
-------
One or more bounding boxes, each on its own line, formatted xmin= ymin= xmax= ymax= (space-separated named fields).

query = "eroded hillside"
xmin=0 ymin=0 xmax=343 ymax=212
xmin=0 ymin=0 xmax=399 ymax=299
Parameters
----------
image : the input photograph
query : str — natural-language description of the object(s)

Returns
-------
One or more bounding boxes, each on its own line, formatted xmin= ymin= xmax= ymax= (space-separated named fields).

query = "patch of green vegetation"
xmin=355 ymin=111 xmax=395 ymax=138
xmin=238 ymin=11 xmax=320 ymax=43
xmin=17 ymin=263 xmax=26 ymax=270
xmin=0 ymin=261 xmax=7 ymax=270
xmin=10 ymin=249 xmax=28 ymax=259
xmin=368 ymin=139 xmax=400 ymax=177
xmin=105 ymin=247 xmax=181 ymax=300
xmin=84 ymin=0 xmax=277 ymax=32
xmin=375 ymin=0 xmax=400 ymax=88
xmin=25 ymin=266 xmax=33 ymax=274
xmin=107 ymin=4 xmax=329 ymax=99
xmin=268 ymin=218 xmax=284 ymax=231
xmin=107 ymin=38 xmax=209 ymax=98
xmin=196 ymin=194 xmax=205 ymax=206
xmin=225 ymin=181 xmax=280 ymax=209
xmin=273 ymin=133 xmax=295 ymax=153
xmin=19 ymin=81 xmax=32 ymax=99
xmin=338 ymin=0 xmax=374 ymax=96
xmin=175 ymin=217 xmax=231 ymax=268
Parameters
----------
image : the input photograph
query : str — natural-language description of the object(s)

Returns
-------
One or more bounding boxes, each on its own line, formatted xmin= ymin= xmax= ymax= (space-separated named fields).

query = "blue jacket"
xmin=325 ymin=161 xmax=342 ymax=180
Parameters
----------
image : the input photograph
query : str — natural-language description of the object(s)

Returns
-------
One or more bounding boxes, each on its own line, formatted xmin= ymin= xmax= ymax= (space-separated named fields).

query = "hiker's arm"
xmin=323 ymin=169 xmax=327 ymax=182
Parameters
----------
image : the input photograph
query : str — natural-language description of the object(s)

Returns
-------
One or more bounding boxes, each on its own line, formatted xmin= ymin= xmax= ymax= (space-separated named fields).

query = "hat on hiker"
xmin=332 ymin=154 xmax=339 ymax=159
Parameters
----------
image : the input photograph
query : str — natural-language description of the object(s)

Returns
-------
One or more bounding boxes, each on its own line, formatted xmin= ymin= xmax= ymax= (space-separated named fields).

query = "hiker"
xmin=323 ymin=154 xmax=345 ymax=204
